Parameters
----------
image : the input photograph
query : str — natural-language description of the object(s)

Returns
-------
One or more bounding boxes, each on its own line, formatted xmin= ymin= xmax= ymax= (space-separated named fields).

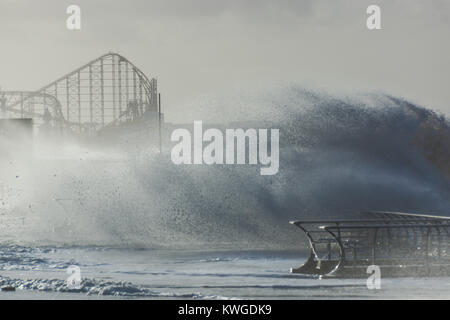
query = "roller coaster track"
xmin=0 ymin=52 xmax=158 ymax=135
xmin=0 ymin=91 xmax=63 ymax=120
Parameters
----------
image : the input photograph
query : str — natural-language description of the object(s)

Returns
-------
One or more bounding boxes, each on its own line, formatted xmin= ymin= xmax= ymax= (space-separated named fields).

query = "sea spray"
xmin=0 ymin=86 xmax=448 ymax=249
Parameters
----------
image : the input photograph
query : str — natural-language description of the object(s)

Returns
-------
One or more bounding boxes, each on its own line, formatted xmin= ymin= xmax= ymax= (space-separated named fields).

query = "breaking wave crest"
xmin=1 ymin=86 xmax=449 ymax=249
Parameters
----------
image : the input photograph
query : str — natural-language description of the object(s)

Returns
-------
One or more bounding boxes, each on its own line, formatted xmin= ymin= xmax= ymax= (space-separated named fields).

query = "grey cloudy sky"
xmin=1 ymin=0 xmax=450 ymax=121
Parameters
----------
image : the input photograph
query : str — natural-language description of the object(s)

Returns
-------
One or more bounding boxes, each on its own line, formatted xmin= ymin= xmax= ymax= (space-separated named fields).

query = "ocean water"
xmin=0 ymin=86 xmax=449 ymax=299
xmin=1 ymin=246 xmax=450 ymax=299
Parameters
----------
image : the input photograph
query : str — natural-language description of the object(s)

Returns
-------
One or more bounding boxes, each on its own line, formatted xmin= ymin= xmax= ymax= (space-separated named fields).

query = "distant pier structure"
xmin=0 ymin=53 xmax=160 ymax=138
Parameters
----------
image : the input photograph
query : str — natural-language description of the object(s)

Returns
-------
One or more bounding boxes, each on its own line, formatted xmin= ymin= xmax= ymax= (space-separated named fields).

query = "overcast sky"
xmin=1 ymin=0 xmax=450 ymax=121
